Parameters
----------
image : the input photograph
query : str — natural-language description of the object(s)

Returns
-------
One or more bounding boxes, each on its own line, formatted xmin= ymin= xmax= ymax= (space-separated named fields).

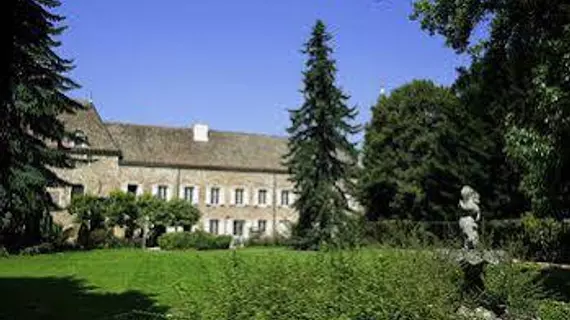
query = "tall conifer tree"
xmin=284 ymin=20 xmax=359 ymax=249
xmin=1 ymin=0 xmax=83 ymax=247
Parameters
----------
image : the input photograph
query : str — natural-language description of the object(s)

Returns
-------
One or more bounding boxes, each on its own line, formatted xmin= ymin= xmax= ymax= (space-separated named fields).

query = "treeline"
xmin=358 ymin=1 xmax=570 ymax=222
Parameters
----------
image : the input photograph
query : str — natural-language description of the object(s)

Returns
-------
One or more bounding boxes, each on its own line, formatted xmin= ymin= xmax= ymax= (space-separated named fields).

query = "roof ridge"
xmin=105 ymin=121 xmax=288 ymax=140
xmin=210 ymin=129 xmax=288 ymax=140
xmin=104 ymin=121 xmax=186 ymax=130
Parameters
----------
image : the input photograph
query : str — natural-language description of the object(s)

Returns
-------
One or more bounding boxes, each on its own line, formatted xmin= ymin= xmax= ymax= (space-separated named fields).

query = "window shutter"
xmin=152 ymin=185 xmax=158 ymax=197
xmin=253 ymin=188 xmax=259 ymax=206
xmin=229 ymin=186 xmax=236 ymax=205
xmin=243 ymin=188 xmax=249 ymax=206
xmin=266 ymin=189 xmax=272 ymax=208
xmin=166 ymin=185 xmax=173 ymax=200
xmin=219 ymin=187 xmax=225 ymax=205
xmin=193 ymin=186 xmax=200 ymax=205
xmin=205 ymin=186 xmax=211 ymax=205
xmin=276 ymin=188 xmax=282 ymax=207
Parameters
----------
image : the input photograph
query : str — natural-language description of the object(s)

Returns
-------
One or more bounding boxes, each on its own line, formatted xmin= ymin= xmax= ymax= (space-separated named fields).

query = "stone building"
xmin=50 ymin=102 xmax=297 ymax=239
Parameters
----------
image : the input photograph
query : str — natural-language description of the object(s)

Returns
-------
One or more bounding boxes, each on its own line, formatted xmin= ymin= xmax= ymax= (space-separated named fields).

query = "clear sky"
xmin=58 ymin=0 xmax=468 ymax=141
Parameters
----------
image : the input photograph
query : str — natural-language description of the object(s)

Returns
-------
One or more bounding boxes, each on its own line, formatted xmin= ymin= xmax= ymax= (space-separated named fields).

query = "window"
xmin=157 ymin=185 xmax=168 ymax=200
xmin=234 ymin=188 xmax=244 ymax=205
xmin=183 ymin=186 xmax=194 ymax=202
xmin=233 ymin=220 xmax=245 ymax=236
xmin=210 ymin=187 xmax=220 ymax=205
xmin=258 ymin=220 xmax=267 ymax=233
xmin=75 ymin=130 xmax=89 ymax=148
xmin=127 ymin=184 xmax=138 ymax=195
xmin=257 ymin=189 xmax=267 ymax=205
xmin=209 ymin=219 xmax=219 ymax=234
xmin=281 ymin=190 xmax=290 ymax=206
xmin=71 ymin=184 xmax=84 ymax=200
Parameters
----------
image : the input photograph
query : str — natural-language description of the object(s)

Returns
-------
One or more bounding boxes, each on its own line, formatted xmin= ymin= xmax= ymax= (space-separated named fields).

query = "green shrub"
xmin=158 ymin=231 xmax=231 ymax=250
xmin=197 ymin=250 xmax=462 ymax=319
xmin=538 ymin=300 xmax=570 ymax=320
xmin=69 ymin=194 xmax=106 ymax=230
xmin=0 ymin=246 xmax=8 ymax=258
xmin=521 ymin=212 xmax=565 ymax=262
xmin=247 ymin=234 xmax=290 ymax=247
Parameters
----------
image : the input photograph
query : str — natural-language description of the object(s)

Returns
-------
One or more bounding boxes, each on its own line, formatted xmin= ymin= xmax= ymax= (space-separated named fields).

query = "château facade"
xmin=50 ymin=102 xmax=299 ymax=239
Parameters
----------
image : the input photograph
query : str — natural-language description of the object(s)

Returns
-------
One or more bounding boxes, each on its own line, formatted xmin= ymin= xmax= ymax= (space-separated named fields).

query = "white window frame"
xmin=258 ymin=219 xmax=267 ymax=234
xmin=233 ymin=219 xmax=245 ymax=236
xmin=180 ymin=185 xmax=199 ymax=205
xmin=255 ymin=188 xmax=269 ymax=207
xmin=234 ymin=188 xmax=244 ymax=206
xmin=209 ymin=219 xmax=219 ymax=235
xmin=152 ymin=184 xmax=172 ymax=200
xmin=206 ymin=186 xmax=224 ymax=206
xmin=279 ymin=189 xmax=292 ymax=207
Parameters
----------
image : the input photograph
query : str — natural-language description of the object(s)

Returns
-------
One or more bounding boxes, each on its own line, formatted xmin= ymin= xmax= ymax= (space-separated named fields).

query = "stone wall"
xmin=49 ymin=154 xmax=297 ymax=239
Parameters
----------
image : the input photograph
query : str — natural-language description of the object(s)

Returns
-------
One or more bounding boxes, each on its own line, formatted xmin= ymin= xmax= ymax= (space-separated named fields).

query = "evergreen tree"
xmin=1 ymin=0 xmax=83 ymax=248
xmin=284 ymin=20 xmax=360 ymax=249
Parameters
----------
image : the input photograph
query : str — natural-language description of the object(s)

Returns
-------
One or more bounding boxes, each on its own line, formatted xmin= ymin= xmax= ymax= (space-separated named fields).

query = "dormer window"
xmin=74 ymin=130 xmax=89 ymax=148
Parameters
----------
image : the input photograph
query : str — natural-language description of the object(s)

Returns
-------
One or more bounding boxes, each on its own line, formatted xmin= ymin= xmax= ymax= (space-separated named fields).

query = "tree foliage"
xmin=68 ymin=194 xmax=106 ymax=231
xmin=284 ymin=20 xmax=360 ymax=249
xmin=103 ymin=191 xmax=139 ymax=237
xmin=412 ymin=0 xmax=570 ymax=217
xmin=0 ymin=0 xmax=83 ymax=247
xmin=361 ymin=80 xmax=476 ymax=220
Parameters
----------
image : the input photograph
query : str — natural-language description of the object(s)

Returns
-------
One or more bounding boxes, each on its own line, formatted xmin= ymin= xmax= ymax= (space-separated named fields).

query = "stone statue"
xmin=458 ymin=185 xmax=481 ymax=250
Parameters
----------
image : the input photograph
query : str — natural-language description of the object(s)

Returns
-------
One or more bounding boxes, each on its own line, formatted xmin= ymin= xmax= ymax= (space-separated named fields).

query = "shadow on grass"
xmin=537 ymin=266 xmax=570 ymax=302
xmin=0 ymin=276 xmax=168 ymax=320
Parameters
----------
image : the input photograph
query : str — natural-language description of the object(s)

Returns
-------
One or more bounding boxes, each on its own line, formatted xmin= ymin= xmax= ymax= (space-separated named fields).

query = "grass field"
xmin=0 ymin=248 xmax=568 ymax=320
xmin=0 ymin=248 xmax=302 ymax=319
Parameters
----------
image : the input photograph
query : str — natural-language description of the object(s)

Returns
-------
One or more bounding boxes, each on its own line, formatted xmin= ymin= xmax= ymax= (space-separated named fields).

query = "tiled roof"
xmin=59 ymin=101 xmax=120 ymax=153
xmin=104 ymin=122 xmax=289 ymax=172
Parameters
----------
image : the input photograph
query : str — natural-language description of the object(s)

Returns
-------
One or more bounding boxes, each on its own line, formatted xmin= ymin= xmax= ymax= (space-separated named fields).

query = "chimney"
xmin=192 ymin=123 xmax=209 ymax=142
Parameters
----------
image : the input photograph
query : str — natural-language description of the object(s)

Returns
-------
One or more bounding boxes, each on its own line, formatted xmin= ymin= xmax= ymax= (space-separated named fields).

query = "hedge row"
xmin=158 ymin=231 xmax=232 ymax=250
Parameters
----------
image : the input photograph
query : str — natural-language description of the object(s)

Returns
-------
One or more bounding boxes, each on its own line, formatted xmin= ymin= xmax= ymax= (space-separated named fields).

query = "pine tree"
xmin=1 ymin=0 xmax=83 ymax=248
xmin=284 ymin=20 xmax=360 ymax=249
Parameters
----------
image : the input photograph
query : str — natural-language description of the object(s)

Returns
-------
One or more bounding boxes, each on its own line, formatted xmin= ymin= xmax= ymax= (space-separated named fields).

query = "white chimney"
xmin=192 ymin=123 xmax=209 ymax=142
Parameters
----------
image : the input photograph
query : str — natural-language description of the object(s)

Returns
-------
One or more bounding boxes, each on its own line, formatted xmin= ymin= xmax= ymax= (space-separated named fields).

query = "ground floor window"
xmin=127 ymin=184 xmax=138 ymax=195
xmin=157 ymin=185 xmax=168 ymax=200
xmin=71 ymin=184 xmax=85 ymax=200
xmin=233 ymin=220 xmax=245 ymax=236
xmin=258 ymin=220 xmax=267 ymax=233
xmin=209 ymin=219 xmax=219 ymax=234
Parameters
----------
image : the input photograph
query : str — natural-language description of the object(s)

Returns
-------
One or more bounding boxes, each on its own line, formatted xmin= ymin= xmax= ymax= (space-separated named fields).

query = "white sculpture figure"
xmin=458 ymin=185 xmax=481 ymax=250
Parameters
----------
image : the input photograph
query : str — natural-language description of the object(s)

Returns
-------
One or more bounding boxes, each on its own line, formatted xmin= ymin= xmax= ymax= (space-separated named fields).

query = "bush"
xmin=69 ymin=194 xmax=106 ymax=230
xmin=197 ymin=250 xmax=463 ymax=319
xmin=0 ymin=246 xmax=8 ymax=258
xmin=247 ymin=234 xmax=290 ymax=247
xmin=158 ymin=231 xmax=232 ymax=251
xmin=521 ymin=212 xmax=566 ymax=262
xmin=538 ymin=300 xmax=570 ymax=320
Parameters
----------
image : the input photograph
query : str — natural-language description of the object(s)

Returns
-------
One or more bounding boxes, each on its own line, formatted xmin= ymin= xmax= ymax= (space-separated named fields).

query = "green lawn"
xmin=0 ymin=248 xmax=302 ymax=319
xmin=0 ymin=248 xmax=568 ymax=320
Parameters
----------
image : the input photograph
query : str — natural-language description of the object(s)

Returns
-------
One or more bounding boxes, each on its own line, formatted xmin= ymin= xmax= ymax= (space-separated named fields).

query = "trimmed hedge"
xmin=158 ymin=231 xmax=232 ymax=250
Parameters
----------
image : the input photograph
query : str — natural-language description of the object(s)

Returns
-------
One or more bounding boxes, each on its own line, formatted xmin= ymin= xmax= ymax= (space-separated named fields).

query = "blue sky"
xmin=58 ymin=0 xmax=468 ymax=141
